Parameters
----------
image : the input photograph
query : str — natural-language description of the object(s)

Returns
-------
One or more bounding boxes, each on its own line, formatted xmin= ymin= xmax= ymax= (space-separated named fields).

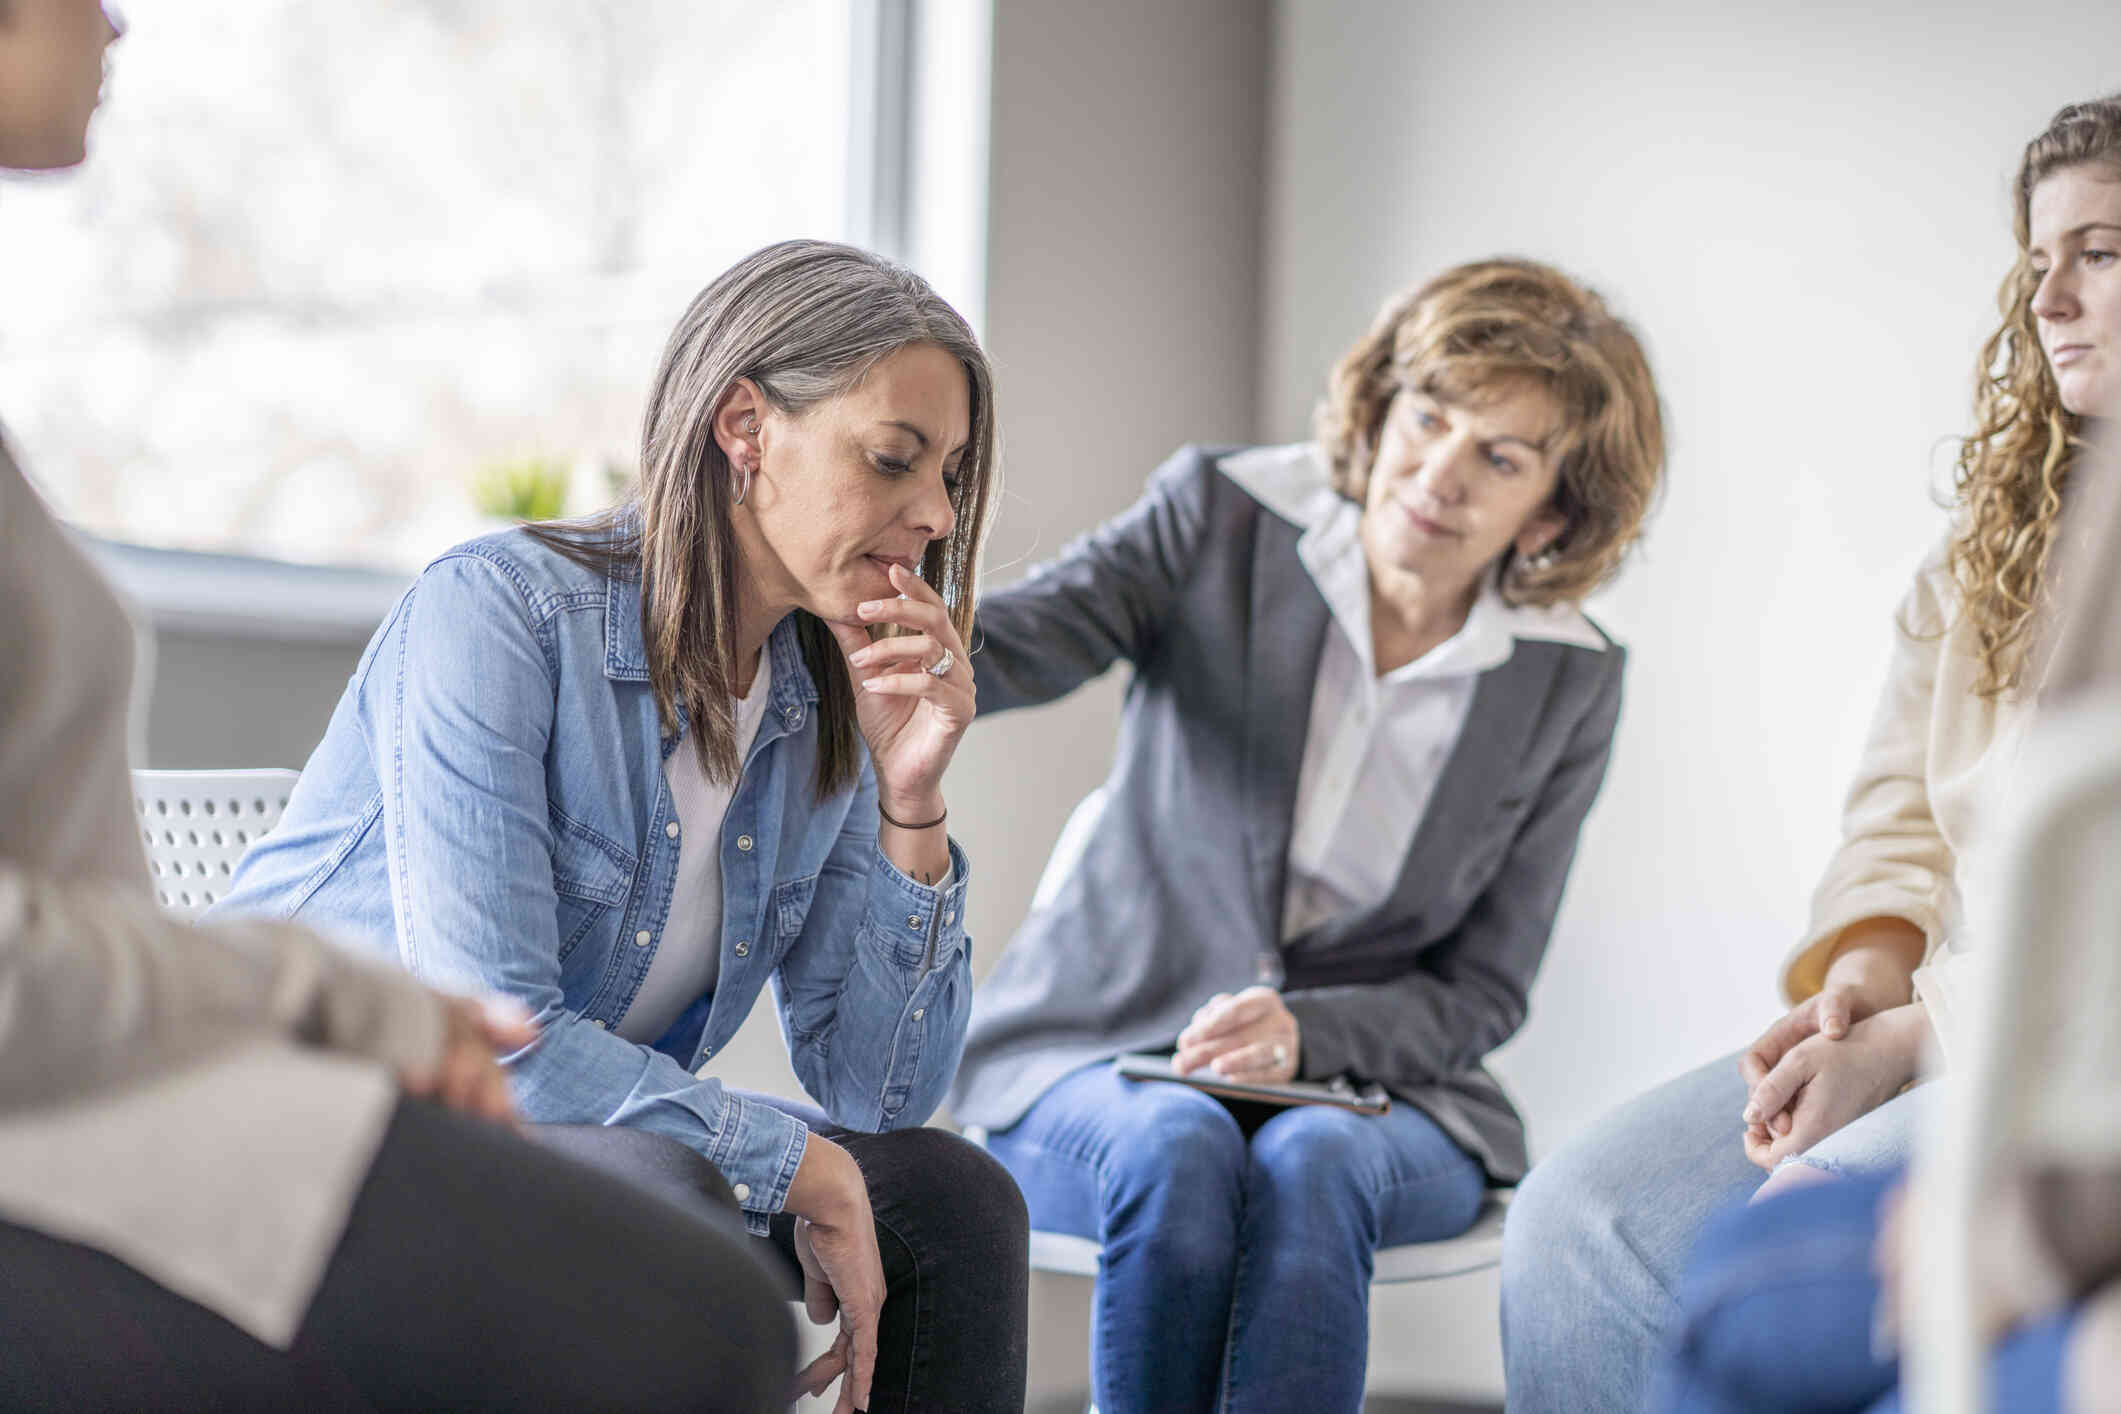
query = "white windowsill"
xmin=86 ymin=538 xmax=409 ymax=645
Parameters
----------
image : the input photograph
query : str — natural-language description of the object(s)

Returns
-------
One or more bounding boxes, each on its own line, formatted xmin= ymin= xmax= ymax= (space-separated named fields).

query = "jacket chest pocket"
xmin=773 ymin=872 xmax=820 ymax=944
xmin=551 ymin=815 xmax=636 ymax=960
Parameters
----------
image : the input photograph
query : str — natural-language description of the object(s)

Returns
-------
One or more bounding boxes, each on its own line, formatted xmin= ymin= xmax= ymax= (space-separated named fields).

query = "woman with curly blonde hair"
xmin=950 ymin=257 xmax=1666 ymax=1412
xmin=1506 ymin=91 xmax=2121 ymax=1414
xmin=1949 ymin=96 xmax=2121 ymax=699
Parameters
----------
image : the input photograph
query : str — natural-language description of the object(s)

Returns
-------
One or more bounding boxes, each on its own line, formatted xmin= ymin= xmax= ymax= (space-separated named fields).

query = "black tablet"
xmin=1111 ymin=1052 xmax=1390 ymax=1115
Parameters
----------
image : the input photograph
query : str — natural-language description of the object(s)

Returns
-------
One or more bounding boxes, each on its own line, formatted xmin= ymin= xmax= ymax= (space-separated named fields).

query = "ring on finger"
xmin=1270 ymin=1042 xmax=1288 ymax=1070
xmin=925 ymin=647 xmax=955 ymax=678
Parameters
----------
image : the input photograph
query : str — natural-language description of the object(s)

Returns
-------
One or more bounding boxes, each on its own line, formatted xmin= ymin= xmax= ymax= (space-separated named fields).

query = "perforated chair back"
xmin=132 ymin=769 xmax=300 ymax=918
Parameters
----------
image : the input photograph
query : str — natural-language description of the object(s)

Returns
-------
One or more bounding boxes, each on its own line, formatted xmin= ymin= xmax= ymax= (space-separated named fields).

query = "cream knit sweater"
xmin=0 ymin=440 xmax=445 ymax=1347
xmin=1777 ymin=537 xmax=2035 ymax=1066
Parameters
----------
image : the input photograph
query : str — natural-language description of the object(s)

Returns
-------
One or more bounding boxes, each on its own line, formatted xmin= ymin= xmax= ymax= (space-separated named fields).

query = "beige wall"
xmin=955 ymin=7 xmax=1272 ymax=1399
xmin=959 ymin=0 xmax=1271 ymax=982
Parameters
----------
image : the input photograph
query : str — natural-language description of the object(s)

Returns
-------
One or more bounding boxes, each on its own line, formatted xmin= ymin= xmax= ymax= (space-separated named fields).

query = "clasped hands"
xmin=1736 ymin=934 xmax=1930 ymax=1172
xmin=1174 ymin=984 xmax=1301 ymax=1085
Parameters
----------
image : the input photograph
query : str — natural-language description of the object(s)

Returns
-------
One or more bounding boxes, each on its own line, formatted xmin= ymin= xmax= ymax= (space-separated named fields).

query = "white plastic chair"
xmin=964 ymin=1123 xmax=1513 ymax=1282
xmin=132 ymin=768 xmax=300 ymax=917
xmin=1016 ymin=1189 xmax=1513 ymax=1284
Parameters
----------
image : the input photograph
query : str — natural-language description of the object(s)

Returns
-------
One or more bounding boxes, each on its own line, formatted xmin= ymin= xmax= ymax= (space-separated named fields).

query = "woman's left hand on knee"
xmin=1174 ymin=985 xmax=1301 ymax=1084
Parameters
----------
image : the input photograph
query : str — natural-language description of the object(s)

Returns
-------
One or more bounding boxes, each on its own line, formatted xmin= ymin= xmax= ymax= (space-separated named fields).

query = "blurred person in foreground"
xmin=950 ymin=258 xmax=1666 ymax=1413
xmin=1505 ymin=91 xmax=2121 ymax=1414
xmin=0 ymin=2 xmax=794 ymax=1408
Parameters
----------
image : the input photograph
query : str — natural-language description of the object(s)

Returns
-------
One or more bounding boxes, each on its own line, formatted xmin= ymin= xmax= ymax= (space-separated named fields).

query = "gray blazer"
xmin=948 ymin=446 xmax=1625 ymax=1182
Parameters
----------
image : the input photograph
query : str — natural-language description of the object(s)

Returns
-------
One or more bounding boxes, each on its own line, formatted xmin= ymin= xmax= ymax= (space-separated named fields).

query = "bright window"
xmin=0 ymin=1 xmax=853 ymax=570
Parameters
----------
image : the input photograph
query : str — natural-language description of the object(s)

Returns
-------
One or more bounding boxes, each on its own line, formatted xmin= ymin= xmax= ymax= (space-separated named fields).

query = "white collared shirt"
xmin=1219 ymin=444 xmax=1607 ymax=942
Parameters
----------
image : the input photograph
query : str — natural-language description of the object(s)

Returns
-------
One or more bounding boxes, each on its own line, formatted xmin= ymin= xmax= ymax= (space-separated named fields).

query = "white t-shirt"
xmin=618 ymin=648 xmax=774 ymax=1044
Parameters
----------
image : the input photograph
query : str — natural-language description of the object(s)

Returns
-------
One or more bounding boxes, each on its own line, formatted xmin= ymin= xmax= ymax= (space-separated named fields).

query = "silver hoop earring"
xmin=733 ymin=418 xmax=762 ymax=505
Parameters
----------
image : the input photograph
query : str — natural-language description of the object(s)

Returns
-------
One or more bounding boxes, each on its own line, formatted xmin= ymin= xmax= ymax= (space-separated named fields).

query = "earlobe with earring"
xmin=733 ymin=417 xmax=760 ymax=506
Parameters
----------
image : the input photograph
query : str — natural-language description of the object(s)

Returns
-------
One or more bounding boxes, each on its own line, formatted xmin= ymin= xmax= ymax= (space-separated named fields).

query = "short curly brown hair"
xmin=1316 ymin=258 xmax=1666 ymax=606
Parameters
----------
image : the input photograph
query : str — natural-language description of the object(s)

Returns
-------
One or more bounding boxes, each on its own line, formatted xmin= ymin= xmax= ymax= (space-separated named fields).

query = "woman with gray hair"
xmin=218 ymin=239 xmax=1029 ymax=1413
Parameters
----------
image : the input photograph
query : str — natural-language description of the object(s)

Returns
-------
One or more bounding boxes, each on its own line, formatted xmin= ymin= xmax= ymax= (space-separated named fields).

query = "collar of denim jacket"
xmin=603 ymin=562 xmax=820 ymax=721
xmin=602 ymin=561 xmax=652 ymax=682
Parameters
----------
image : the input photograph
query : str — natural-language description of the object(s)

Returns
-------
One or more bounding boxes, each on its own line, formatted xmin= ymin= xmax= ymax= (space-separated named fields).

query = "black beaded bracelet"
xmin=877 ymin=802 xmax=948 ymax=831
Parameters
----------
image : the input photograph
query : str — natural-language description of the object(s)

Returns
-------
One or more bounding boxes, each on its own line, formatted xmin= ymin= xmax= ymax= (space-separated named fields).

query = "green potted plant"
xmin=471 ymin=455 xmax=572 ymax=524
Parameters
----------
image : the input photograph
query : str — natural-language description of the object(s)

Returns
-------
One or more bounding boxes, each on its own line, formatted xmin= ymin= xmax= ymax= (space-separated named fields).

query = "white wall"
xmin=1265 ymin=1 xmax=2121 ymax=1167
xmin=129 ymin=3 xmax=2121 ymax=1403
xmin=1255 ymin=6 xmax=2121 ymax=1400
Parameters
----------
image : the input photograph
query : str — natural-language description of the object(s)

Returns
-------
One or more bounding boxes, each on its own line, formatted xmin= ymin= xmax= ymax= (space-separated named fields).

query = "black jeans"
xmin=543 ymin=1100 xmax=1030 ymax=1414
xmin=0 ymin=1098 xmax=794 ymax=1412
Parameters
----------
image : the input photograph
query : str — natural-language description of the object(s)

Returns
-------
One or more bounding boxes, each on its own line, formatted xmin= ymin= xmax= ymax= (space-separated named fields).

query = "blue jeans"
xmin=1648 ymin=1168 xmax=2075 ymax=1413
xmin=1501 ymin=1051 xmax=1921 ymax=1414
xmin=984 ymin=1061 xmax=1487 ymax=1414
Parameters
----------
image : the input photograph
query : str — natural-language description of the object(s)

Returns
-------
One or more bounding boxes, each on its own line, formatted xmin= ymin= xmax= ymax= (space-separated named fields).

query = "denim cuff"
xmin=706 ymin=1091 xmax=814 ymax=1235
xmin=863 ymin=837 xmax=972 ymax=972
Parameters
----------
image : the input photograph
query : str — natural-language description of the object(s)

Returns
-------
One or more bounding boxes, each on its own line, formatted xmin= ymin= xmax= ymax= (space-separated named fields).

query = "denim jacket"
xmin=216 ymin=529 xmax=974 ymax=1232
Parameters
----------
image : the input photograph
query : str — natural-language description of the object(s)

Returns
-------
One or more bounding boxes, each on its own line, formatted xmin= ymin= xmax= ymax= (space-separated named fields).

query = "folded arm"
xmin=770 ymin=761 xmax=973 ymax=1131
xmin=0 ymin=861 xmax=444 ymax=1114
xmin=1744 ymin=563 xmax=1959 ymax=1155
xmin=1782 ymin=563 xmax=1955 ymax=1004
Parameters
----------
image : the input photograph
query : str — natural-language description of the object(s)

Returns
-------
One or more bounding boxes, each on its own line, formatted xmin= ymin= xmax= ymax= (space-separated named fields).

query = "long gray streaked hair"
xmin=530 ymin=239 xmax=999 ymax=797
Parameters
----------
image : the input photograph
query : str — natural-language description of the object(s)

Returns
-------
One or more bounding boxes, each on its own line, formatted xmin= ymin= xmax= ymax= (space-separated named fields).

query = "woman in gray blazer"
xmin=949 ymin=259 xmax=1666 ymax=1413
